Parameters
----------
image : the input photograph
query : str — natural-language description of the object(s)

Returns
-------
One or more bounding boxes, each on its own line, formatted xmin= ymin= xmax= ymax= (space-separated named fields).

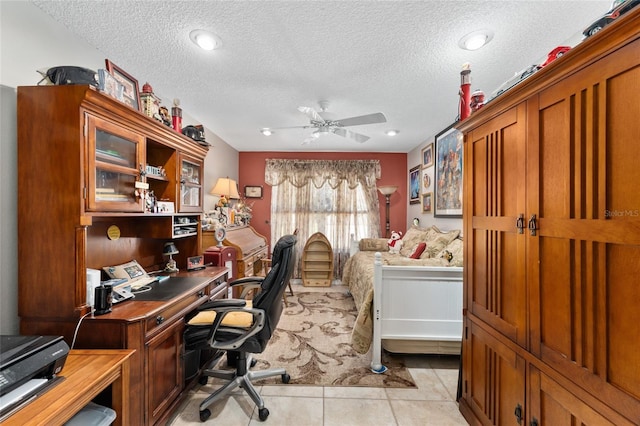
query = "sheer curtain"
xmin=265 ymin=159 xmax=381 ymax=279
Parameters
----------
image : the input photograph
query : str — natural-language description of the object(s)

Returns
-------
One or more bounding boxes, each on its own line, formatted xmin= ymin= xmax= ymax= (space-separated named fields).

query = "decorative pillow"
xmin=409 ymin=242 xmax=426 ymax=259
xmin=420 ymin=228 xmax=461 ymax=259
xmin=399 ymin=227 xmax=432 ymax=257
xmin=436 ymin=238 xmax=463 ymax=266
xmin=359 ymin=238 xmax=389 ymax=252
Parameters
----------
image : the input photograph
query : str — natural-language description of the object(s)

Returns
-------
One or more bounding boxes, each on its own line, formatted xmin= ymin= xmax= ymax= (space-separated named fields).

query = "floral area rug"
xmin=254 ymin=290 xmax=416 ymax=388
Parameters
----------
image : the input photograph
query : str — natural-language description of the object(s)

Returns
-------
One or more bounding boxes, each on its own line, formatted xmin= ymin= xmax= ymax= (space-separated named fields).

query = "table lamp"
xmin=163 ymin=242 xmax=179 ymax=272
xmin=211 ymin=177 xmax=240 ymax=207
xmin=378 ymin=185 xmax=398 ymax=238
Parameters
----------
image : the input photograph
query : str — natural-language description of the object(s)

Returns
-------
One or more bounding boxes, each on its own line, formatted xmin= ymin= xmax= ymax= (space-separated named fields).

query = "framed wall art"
xmin=244 ymin=185 xmax=263 ymax=199
xmin=409 ymin=165 xmax=420 ymax=205
xmin=434 ymin=124 xmax=463 ymax=217
xmin=421 ymin=143 xmax=434 ymax=168
xmin=105 ymin=59 xmax=141 ymax=111
xmin=421 ymin=168 xmax=431 ymax=192
xmin=422 ymin=192 xmax=432 ymax=213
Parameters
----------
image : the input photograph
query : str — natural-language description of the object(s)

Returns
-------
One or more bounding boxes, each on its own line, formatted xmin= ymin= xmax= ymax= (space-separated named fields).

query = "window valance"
xmin=264 ymin=159 xmax=381 ymax=189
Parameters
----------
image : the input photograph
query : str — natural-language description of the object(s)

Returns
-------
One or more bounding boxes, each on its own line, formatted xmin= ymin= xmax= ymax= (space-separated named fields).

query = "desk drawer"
xmin=145 ymin=288 xmax=207 ymax=335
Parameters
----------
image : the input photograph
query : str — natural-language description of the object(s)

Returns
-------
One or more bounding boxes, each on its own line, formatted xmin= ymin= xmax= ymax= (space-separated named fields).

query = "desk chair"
xmin=184 ymin=234 xmax=297 ymax=422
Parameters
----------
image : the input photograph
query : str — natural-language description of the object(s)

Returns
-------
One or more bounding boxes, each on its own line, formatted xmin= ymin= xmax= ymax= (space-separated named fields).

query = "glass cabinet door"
xmin=179 ymin=154 xmax=202 ymax=212
xmin=86 ymin=114 xmax=145 ymax=212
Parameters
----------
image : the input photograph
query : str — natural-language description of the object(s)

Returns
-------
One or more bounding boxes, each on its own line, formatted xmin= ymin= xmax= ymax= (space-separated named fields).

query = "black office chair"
xmin=184 ymin=234 xmax=297 ymax=422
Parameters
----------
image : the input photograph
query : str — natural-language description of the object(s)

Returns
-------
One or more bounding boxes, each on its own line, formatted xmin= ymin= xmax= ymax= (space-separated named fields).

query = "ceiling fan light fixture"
xmin=189 ymin=29 xmax=221 ymax=51
xmin=260 ymin=128 xmax=273 ymax=136
xmin=458 ymin=29 xmax=494 ymax=51
xmin=385 ymin=130 xmax=399 ymax=136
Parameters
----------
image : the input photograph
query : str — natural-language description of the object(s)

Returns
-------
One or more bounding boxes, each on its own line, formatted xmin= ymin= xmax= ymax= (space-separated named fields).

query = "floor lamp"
xmin=378 ymin=185 xmax=398 ymax=238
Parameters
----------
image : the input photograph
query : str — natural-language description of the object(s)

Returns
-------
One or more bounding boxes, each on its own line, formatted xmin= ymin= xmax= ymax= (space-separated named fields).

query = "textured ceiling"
xmin=31 ymin=0 xmax=611 ymax=152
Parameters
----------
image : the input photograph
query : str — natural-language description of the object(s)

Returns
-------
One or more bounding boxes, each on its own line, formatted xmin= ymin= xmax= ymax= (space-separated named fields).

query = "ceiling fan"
xmin=263 ymin=101 xmax=387 ymax=144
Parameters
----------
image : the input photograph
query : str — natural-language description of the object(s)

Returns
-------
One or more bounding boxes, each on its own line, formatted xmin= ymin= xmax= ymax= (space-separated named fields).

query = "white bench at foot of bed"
xmin=370 ymin=252 xmax=463 ymax=373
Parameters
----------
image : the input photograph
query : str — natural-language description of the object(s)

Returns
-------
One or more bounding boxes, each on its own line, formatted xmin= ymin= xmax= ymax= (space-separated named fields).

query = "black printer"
xmin=0 ymin=335 xmax=69 ymax=418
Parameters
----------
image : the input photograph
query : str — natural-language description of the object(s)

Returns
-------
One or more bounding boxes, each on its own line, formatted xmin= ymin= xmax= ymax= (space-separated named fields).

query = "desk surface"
xmin=3 ymin=349 xmax=134 ymax=426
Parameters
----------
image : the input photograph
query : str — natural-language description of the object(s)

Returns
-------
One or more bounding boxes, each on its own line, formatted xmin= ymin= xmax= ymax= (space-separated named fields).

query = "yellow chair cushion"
xmin=188 ymin=300 xmax=254 ymax=328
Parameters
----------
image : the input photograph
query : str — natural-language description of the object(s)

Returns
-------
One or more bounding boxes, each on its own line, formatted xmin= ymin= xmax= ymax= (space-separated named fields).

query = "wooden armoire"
xmin=458 ymin=9 xmax=640 ymax=426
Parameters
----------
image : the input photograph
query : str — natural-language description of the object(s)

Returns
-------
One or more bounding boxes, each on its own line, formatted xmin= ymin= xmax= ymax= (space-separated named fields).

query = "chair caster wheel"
xmin=250 ymin=358 xmax=257 ymax=368
xmin=281 ymin=373 xmax=290 ymax=383
xmin=199 ymin=408 xmax=211 ymax=422
xmin=258 ymin=407 xmax=269 ymax=421
xmin=198 ymin=376 xmax=208 ymax=385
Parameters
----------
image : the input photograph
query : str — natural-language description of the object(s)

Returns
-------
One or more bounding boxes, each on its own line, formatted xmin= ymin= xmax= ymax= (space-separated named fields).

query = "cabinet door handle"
xmin=156 ymin=316 xmax=164 ymax=325
xmin=514 ymin=403 xmax=523 ymax=424
xmin=528 ymin=214 xmax=538 ymax=236
xmin=516 ymin=214 xmax=525 ymax=234
xmin=530 ymin=418 xmax=539 ymax=426
xmin=198 ymin=290 xmax=205 ymax=297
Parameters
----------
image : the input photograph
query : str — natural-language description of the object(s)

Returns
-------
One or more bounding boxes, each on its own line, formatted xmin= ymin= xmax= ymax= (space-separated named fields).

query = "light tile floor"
xmin=168 ymin=282 xmax=469 ymax=426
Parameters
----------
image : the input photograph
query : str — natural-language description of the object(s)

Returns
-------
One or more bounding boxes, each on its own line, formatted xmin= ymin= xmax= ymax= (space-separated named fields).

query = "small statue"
xmin=158 ymin=106 xmax=172 ymax=127
xmin=470 ymin=90 xmax=485 ymax=113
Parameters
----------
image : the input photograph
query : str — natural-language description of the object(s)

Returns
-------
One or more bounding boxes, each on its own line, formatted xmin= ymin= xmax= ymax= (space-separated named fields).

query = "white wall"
xmin=0 ymin=2 xmax=238 ymax=333
xmin=407 ymin=135 xmax=463 ymax=233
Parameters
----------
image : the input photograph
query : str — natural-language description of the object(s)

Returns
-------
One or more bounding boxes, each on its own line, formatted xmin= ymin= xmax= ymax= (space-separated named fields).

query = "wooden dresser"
xmin=222 ymin=225 xmax=268 ymax=279
xmin=458 ymin=10 xmax=640 ymax=426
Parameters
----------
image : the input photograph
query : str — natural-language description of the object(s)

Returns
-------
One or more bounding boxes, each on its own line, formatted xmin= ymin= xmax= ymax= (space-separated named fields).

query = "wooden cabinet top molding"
xmin=457 ymin=7 xmax=640 ymax=133
xmin=18 ymin=84 xmax=209 ymax=159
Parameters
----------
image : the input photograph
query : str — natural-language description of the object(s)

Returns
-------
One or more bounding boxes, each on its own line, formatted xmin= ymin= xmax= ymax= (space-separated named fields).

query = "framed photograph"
xmin=105 ymin=59 xmax=141 ymax=111
xmin=409 ymin=165 xmax=420 ymax=205
xmin=421 ymin=143 xmax=434 ymax=168
xmin=421 ymin=168 xmax=431 ymax=193
xmin=244 ymin=185 xmax=263 ymax=199
xmin=422 ymin=192 xmax=433 ymax=213
xmin=187 ymin=255 xmax=205 ymax=271
xmin=156 ymin=201 xmax=175 ymax=213
xmin=434 ymin=124 xmax=463 ymax=217
xmin=97 ymin=69 xmax=124 ymax=102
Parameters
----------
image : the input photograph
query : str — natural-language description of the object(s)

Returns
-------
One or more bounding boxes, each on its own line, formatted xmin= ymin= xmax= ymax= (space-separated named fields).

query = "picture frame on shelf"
xmin=97 ymin=69 xmax=124 ymax=102
xmin=244 ymin=185 xmax=263 ymax=199
xmin=105 ymin=59 xmax=141 ymax=111
xmin=409 ymin=165 xmax=420 ymax=205
xmin=421 ymin=143 xmax=434 ymax=168
xmin=422 ymin=192 xmax=432 ymax=213
xmin=434 ymin=124 xmax=463 ymax=217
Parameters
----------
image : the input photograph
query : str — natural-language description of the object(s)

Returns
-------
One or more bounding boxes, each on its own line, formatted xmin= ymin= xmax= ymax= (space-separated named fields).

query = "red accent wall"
xmin=238 ymin=152 xmax=407 ymax=247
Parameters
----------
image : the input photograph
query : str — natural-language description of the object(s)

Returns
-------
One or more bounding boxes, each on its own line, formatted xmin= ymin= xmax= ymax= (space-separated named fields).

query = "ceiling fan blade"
xmin=297 ymin=106 xmax=326 ymax=124
xmin=334 ymin=112 xmax=387 ymax=127
xmin=333 ymin=128 xmax=370 ymax=143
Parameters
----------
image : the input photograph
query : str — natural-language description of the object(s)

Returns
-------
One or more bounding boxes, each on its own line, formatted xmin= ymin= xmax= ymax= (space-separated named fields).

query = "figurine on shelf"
xmin=140 ymin=82 xmax=161 ymax=119
xmin=470 ymin=90 xmax=485 ymax=113
xmin=158 ymin=106 xmax=172 ymax=127
xmin=172 ymin=98 xmax=182 ymax=132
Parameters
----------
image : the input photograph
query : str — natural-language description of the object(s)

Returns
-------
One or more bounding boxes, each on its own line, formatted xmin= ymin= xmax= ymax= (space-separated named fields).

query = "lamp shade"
xmin=378 ymin=185 xmax=398 ymax=196
xmin=210 ymin=177 xmax=240 ymax=199
xmin=163 ymin=242 xmax=179 ymax=256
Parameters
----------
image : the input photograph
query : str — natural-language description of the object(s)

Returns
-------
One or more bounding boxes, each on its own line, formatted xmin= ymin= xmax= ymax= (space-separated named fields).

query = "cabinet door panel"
xmin=530 ymin=38 xmax=640 ymax=421
xmin=86 ymin=113 xmax=145 ymax=212
xmin=465 ymin=104 xmax=527 ymax=347
xmin=529 ymin=366 xmax=635 ymax=426
xmin=464 ymin=322 xmax=525 ymax=425
xmin=147 ymin=320 xmax=184 ymax=425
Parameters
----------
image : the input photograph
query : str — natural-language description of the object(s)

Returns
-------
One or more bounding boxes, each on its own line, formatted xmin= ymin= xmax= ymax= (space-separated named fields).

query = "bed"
xmin=342 ymin=226 xmax=463 ymax=372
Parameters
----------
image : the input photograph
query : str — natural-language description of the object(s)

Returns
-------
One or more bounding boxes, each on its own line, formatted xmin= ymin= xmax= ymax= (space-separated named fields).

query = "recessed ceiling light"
xmin=260 ymin=128 xmax=273 ymax=136
xmin=385 ymin=130 xmax=399 ymax=136
xmin=189 ymin=29 xmax=221 ymax=51
xmin=458 ymin=29 xmax=494 ymax=51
